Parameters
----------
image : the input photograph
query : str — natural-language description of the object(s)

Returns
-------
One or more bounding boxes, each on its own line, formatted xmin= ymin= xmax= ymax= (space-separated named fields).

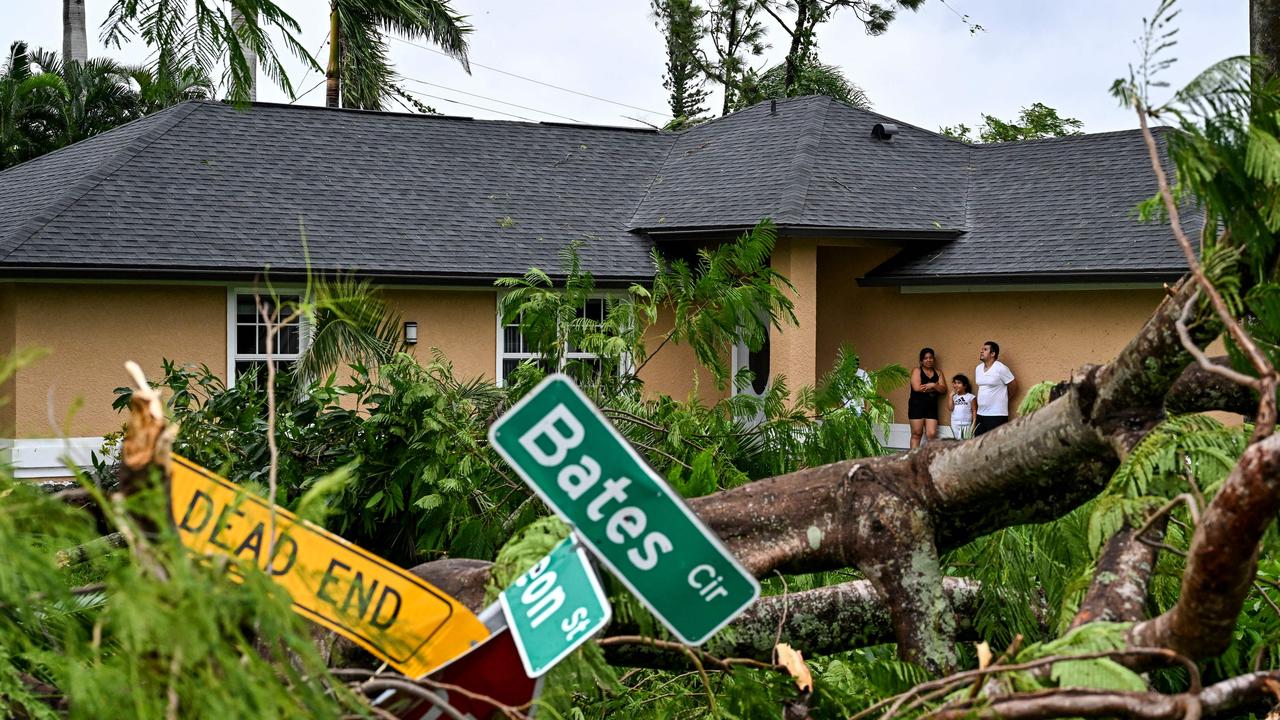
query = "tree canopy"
xmin=940 ymin=102 xmax=1085 ymax=143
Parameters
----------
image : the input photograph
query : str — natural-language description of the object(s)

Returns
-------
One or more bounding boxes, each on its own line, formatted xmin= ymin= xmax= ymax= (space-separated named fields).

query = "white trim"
xmin=226 ymin=287 xmax=309 ymax=387
xmin=5 ymin=277 xmax=540 ymax=293
xmin=495 ymin=292 xmax=625 ymax=387
xmin=898 ymin=282 xmax=1164 ymax=295
xmin=1 ymin=437 xmax=107 ymax=479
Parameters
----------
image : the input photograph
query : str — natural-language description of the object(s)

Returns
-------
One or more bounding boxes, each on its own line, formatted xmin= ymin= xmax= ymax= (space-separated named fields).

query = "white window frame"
xmin=494 ymin=293 xmax=628 ymax=386
xmin=731 ymin=319 xmax=771 ymax=398
xmin=226 ymin=287 xmax=310 ymax=387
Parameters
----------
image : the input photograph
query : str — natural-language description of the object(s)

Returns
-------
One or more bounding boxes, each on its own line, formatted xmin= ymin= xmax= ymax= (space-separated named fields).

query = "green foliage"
xmin=0 ymin=476 xmax=364 ymax=718
xmin=940 ymin=102 xmax=1084 ymax=143
xmin=295 ymin=275 xmax=407 ymax=385
xmin=331 ymin=0 xmax=471 ymax=110
xmin=1104 ymin=414 xmax=1247 ymax=501
xmin=734 ymin=60 xmax=871 ymax=110
xmin=702 ymin=0 xmax=769 ymax=114
xmin=654 ymin=0 xmax=711 ymax=124
xmin=1013 ymin=623 xmax=1146 ymax=693
xmin=0 ymin=42 xmax=213 ymax=171
xmin=102 ymin=0 xmax=316 ymax=105
xmin=650 ymin=220 xmax=797 ymax=388
xmin=1016 ymin=380 xmax=1058 ymax=415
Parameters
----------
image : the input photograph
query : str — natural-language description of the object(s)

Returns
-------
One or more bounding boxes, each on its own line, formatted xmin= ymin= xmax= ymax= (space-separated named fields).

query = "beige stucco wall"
xmin=816 ymin=246 xmax=1165 ymax=424
xmin=5 ymin=282 xmax=227 ymax=438
xmin=0 ymin=283 xmax=729 ymax=440
xmin=771 ymin=237 xmax=820 ymax=391
xmin=383 ymin=289 xmax=498 ymax=380
xmin=0 ymin=283 xmax=16 ymax=433
xmin=5 ymin=255 xmax=1155 ymax=441
xmin=634 ymin=306 xmax=726 ymax=404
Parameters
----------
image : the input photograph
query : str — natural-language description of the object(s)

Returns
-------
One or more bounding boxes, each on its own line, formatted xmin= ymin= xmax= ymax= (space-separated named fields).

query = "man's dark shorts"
xmin=975 ymin=415 xmax=1009 ymax=436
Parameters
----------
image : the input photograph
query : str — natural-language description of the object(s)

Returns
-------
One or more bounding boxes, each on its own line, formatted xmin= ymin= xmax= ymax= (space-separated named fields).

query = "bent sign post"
xmin=168 ymin=455 xmax=489 ymax=678
xmin=500 ymin=535 xmax=611 ymax=677
xmin=488 ymin=374 xmax=759 ymax=646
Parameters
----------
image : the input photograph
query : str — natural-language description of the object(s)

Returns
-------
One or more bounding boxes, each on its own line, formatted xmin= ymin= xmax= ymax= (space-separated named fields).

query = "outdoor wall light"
xmin=404 ymin=321 xmax=418 ymax=345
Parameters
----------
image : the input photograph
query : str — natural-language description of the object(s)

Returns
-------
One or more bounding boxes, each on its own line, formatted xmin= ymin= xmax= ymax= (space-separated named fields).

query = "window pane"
xmin=582 ymin=298 xmax=604 ymax=322
xmin=234 ymin=361 xmax=265 ymax=387
xmin=503 ymin=325 xmax=525 ymax=353
xmin=237 ymin=295 xmax=259 ymax=323
xmin=565 ymin=357 xmax=603 ymax=384
xmin=236 ymin=326 xmax=256 ymax=354
xmin=277 ymin=323 xmax=300 ymax=355
xmin=502 ymin=358 xmax=522 ymax=380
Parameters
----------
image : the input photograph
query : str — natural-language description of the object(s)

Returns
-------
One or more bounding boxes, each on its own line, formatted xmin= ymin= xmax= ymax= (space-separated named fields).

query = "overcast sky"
xmin=3 ymin=1 xmax=1249 ymax=134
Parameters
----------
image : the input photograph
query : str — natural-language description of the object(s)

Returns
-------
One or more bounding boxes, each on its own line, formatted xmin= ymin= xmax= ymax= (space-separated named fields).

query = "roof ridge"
xmin=1 ymin=102 xmax=202 ymax=262
xmin=781 ymin=97 xmax=833 ymax=223
xmin=238 ymin=99 xmax=661 ymax=134
xmin=970 ymin=127 xmax=1154 ymax=148
xmin=625 ymin=132 xmax=682 ymax=229
xmin=828 ymin=101 xmax=975 ymax=147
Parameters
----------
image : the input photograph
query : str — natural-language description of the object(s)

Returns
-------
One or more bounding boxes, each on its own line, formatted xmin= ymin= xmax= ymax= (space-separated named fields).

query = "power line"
xmin=290 ymin=29 xmax=332 ymax=103
xmin=389 ymin=36 xmax=670 ymax=118
xmin=291 ymin=77 xmax=326 ymax=104
xmin=398 ymin=86 xmax=537 ymax=121
xmin=399 ymin=76 xmax=584 ymax=123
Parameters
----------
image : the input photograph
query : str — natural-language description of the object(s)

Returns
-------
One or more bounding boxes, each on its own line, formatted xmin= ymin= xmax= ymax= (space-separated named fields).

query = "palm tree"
xmin=1 ymin=43 xmax=64 ymax=169
xmin=27 ymin=48 xmax=135 ymax=147
xmin=101 ymin=0 xmax=315 ymax=104
xmin=324 ymin=0 xmax=472 ymax=110
xmin=295 ymin=276 xmax=407 ymax=385
xmin=126 ymin=63 xmax=215 ymax=115
xmin=62 ymin=0 xmax=88 ymax=64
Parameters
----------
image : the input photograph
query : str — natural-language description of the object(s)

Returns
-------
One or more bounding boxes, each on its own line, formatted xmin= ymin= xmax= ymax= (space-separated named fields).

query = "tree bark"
xmin=681 ymin=278 xmax=1214 ymax=671
xmin=1164 ymin=356 xmax=1258 ymax=416
xmin=404 ymin=557 xmax=984 ymax=667
xmin=1253 ymin=0 xmax=1280 ymax=83
xmin=1128 ymin=431 xmax=1280 ymax=658
xmin=231 ymin=7 xmax=258 ymax=102
xmin=783 ymin=0 xmax=809 ymax=93
xmin=325 ymin=5 xmax=341 ymax=108
xmin=62 ymin=0 xmax=88 ymax=64
xmin=1071 ymin=522 xmax=1166 ymax=628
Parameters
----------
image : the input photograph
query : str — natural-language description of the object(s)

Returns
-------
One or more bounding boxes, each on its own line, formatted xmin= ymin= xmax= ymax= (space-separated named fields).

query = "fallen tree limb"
xmin=927 ymin=670 xmax=1280 ymax=720
xmin=403 ymin=558 xmax=984 ymax=667
xmin=1165 ymin=356 xmax=1258 ymax=416
xmin=1128 ymin=431 xmax=1280 ymax=658
xmin=682 ymin=278 xmax=1216 ymax=671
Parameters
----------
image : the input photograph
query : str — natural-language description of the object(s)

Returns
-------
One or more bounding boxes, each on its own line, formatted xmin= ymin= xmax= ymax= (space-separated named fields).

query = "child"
xmin=950 ymin=374 xmax=976 ymax=440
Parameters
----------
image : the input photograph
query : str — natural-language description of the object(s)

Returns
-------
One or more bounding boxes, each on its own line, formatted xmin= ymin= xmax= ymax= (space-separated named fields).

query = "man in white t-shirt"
xmin=974 ymin=340 xmax=1015 ymax=436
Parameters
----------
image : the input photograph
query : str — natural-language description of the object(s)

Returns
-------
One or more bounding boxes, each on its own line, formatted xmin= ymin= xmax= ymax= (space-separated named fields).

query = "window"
xmin=227 ymin=290 xmax=306 ymax=385
xmin=731 ymin=324 xmax=770 ymax=397
xmin=497 ymin=297 xmax=612 ymax=385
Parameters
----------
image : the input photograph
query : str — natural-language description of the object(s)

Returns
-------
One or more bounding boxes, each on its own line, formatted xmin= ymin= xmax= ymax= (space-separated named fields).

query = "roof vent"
xmin=770 ymin=99 xmax=777 ymax=115
xmin=871 ymin=122 xmax=899 ymax=141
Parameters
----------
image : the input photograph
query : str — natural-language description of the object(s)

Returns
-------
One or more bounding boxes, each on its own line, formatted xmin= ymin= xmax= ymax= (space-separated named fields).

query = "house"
xmin=0 ymin=95 xmax=1185 ymax=477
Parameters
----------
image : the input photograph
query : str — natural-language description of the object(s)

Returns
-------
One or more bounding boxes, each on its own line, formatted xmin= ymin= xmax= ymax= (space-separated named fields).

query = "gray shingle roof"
xmin=0 ymin=95 xmax=1186 ymax=285
xmin=860 ymin=127 xmax=1189 ymax=284
xmin=630 ymin=96 xmax=970 ymax=234
xmin=0 ymin=101 xmax=671 ymax=282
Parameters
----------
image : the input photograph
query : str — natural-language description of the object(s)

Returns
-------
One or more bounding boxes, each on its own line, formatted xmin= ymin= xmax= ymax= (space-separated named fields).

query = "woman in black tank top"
xmin=908 ymin=347 xmax=946 ymax=448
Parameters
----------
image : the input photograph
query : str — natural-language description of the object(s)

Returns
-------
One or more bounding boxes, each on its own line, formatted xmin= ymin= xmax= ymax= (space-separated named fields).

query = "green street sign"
xmin=500 ymin=536 xmax=611 ymax=677
xmin=489 ymin=374 xmax=759 ymax=646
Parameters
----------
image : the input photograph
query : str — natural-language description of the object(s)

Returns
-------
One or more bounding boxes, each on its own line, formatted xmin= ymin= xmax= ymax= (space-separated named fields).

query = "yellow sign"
xmin=168 ymin=455 xmax=488 ymax=678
